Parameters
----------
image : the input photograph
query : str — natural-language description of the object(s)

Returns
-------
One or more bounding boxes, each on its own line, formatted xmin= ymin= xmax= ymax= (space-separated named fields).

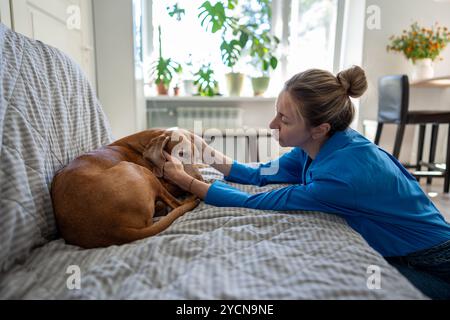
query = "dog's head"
xmin=143 ymin=129 xmax=203 ymax=180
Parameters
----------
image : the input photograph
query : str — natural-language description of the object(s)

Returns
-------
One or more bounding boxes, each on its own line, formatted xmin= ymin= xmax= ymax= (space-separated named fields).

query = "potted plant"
xmin=193 ymin=63 xmax=220 ymax=97
xmin=181 ymin=53 xmax=198 ymax=96
xmin=242 ymin=0 xmax=279 ymax=96
xmin=249 ymin=61 xmax=274 ymax=97
xmin=222 ymin=39 xmax=245 ymax=96
xmin=387 ymin=22 xmax=450 ymax=81
xmin=173 ymin=82 xmax=181 ymax=96
xmin=150 ymin=26 xmax=182 ymax=95
xmin=198 ymin=0 xmax=246 ymax=96
xmin=198 ymin=0 xmax=279 ymax=96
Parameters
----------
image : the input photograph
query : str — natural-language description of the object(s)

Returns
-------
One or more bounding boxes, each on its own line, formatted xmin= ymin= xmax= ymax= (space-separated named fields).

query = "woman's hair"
xmin=283 ymin=65 xmax=368 ymax=135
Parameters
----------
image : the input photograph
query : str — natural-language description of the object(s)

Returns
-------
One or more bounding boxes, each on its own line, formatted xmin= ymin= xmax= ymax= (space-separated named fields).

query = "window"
xmin=137 ymin=0 xmax=343 ymax=97
xmin=287 ymin=0 xmax=339 ymax=76
xmin=145 ymin=0 xmax=227 ymax=93
xmin=133 ymin=0 xmax=144 ymax=65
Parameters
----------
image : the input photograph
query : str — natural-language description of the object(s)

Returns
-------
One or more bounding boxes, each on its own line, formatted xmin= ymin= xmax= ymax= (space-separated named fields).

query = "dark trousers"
xmin=385 ymin=240 xmax=450 ymax=300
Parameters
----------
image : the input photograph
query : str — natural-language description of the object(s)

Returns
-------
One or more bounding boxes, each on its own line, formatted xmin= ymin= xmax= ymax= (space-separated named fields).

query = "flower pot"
xmin=225 ymin=72 xmax=245 ymax=97
xmin=411 ymin=58 xmax=434 ymax=81
xmin=251 ymin=76 xmax=270 ymax=96
xmin=183 ymin=79 xmax=197 ymax=96
xmin=156 ymin=82 xmax=169 ymax=95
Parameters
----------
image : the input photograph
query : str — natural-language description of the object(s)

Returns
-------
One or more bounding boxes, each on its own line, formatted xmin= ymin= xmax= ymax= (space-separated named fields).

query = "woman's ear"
xmin=143 ymin=135 xmax=170 ymax=177
xmin=312 ymin=123 xmax=331 ymax=140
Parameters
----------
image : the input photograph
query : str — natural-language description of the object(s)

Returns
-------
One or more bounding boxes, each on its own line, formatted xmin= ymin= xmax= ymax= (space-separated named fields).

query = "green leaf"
xmin=227 ymin=0 xmax=238 ymax=10
xmin=270 ymin=56 xmax=278 ymax=70
xmin=220 ymin=40 xmax=242 ymax=68
xmin=239 ymin=32 xmax=249 ymax=48
xmin=198 ymin=1 xmax=227 ymax=34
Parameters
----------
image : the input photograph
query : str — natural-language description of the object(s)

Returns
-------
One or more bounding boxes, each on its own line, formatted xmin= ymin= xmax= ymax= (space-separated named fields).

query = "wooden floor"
xmin=419 ymin=178 xmax=450 ymax=222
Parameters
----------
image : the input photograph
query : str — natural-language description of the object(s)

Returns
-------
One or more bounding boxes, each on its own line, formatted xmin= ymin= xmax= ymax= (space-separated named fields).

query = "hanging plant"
xmin=167 ymin=3 xmax=186 ymax=21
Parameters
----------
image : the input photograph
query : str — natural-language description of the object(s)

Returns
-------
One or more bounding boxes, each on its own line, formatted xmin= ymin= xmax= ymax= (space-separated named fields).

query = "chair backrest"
xmin=377 ymin=75 xmax=410 ymax=123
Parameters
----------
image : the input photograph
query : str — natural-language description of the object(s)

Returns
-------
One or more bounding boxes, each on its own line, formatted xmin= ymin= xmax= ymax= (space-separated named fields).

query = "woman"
xmin=159 ymin=66 xmax=450 ymax=299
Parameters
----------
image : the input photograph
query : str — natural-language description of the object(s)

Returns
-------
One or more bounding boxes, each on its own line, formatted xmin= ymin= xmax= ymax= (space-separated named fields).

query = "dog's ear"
xmin=143 ymin=134 xmax=170 ymax=177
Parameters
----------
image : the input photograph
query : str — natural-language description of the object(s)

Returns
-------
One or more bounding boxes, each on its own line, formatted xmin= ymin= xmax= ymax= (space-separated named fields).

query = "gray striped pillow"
xmin=0 ymin=23 xmax=113 ymax=272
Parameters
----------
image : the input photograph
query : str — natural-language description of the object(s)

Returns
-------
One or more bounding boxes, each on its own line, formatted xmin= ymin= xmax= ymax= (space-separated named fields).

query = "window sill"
xmin=146 ymin=96 xmax=277 ymax=103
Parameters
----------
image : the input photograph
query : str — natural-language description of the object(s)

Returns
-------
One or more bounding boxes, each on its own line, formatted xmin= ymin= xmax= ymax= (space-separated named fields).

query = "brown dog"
xmin=51 ymin=129 xmax=203 ymax=249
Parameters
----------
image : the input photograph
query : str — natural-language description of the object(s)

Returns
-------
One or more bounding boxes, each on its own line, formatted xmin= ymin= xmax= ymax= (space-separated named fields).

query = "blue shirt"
xmin=205 ymin=128 xmax=450 ymax=257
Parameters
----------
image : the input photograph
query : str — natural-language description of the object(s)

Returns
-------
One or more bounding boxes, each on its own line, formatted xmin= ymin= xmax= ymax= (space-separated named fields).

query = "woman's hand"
xmin=177 ymin=129 xmax=208 ymax=153
xmin=162 ymin=151 xmax=187 ymax=183
xmin=164 ymin=129 xmax=233 ymax=177
xmin=163 ymin=150 xmax=211 ymax=199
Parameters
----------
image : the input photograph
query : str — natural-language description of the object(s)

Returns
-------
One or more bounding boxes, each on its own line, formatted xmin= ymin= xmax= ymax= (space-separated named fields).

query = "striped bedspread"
xmin=0 ymin=167 xmax=426 ymax=299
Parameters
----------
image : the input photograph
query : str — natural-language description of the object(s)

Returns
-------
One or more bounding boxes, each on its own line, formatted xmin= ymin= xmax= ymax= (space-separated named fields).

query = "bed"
xmin=0 ymin=22 xmax=427 ymax=300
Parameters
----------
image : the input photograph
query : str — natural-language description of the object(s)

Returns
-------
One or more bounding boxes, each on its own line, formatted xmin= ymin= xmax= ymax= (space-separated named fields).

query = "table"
xmin=410 ymin=76 xmax=450 ymax=88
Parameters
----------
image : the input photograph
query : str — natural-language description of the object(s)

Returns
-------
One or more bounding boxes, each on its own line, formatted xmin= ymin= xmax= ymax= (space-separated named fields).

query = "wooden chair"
xmin=374 ymin=75 xmax=450 ymax=193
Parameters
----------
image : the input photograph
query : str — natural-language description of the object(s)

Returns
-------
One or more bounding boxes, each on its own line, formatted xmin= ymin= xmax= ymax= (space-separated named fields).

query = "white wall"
xmin=0 ymin=0 xmax=11 ymax=28
xmin=93 ymin=0 xmax=146 ymax=139
xmin=361 ymin=0 xmax=450 ymax=163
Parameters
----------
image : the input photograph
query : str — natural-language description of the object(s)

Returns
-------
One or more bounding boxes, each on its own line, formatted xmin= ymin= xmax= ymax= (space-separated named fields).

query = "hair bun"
xmin=337 ymin=65 xmax=368 ymax=98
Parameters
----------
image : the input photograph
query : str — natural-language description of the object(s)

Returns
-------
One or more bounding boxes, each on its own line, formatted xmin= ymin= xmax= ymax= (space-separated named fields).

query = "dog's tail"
xmin=116 ymin=199 xmax=200 ymax=243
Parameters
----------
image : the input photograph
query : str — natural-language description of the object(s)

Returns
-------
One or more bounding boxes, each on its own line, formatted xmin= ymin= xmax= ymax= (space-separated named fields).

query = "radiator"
xmin=176 ymin=107 xmax=243 ymax=130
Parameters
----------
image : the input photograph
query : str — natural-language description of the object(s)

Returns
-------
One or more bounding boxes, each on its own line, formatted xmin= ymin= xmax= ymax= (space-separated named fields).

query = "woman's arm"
xmin=162 ymin=151 xmax=211 ymax=200
xmin=204 ymin=173 xmax=356 ymax=214
xmin=202 ymin=144 xmax=233 ymax=177
xmin=164 ymin=151 xmax=355 ymax=214
xmin=196 ymin=135 xmax=307 ymax=186
xmin=164 ymin=147 xmax=307 ymax=199
xmin=192 ymin=145 xmax=306 ymax=187
xmin=189 ymin=131 xmax=306 ymax=185
xmin=222 ymin=147 xmax=307 ymax=186
xmin=172 ymin=171 xmax=210 ymax=200
xmin=165 ymin=131 xmax=306 ymax=186
xmin=178 ymin=130 xmax=233 ymax=177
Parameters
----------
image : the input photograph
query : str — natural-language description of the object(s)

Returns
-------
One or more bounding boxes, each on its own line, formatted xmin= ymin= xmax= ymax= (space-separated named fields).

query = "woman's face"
xmin=269 ymin=91 xmax=312 ymax=148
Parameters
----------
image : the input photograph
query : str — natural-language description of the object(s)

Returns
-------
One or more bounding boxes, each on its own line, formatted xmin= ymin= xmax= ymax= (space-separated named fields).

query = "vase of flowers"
xmin=387 ymin=22 xmax=450 ymax=81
